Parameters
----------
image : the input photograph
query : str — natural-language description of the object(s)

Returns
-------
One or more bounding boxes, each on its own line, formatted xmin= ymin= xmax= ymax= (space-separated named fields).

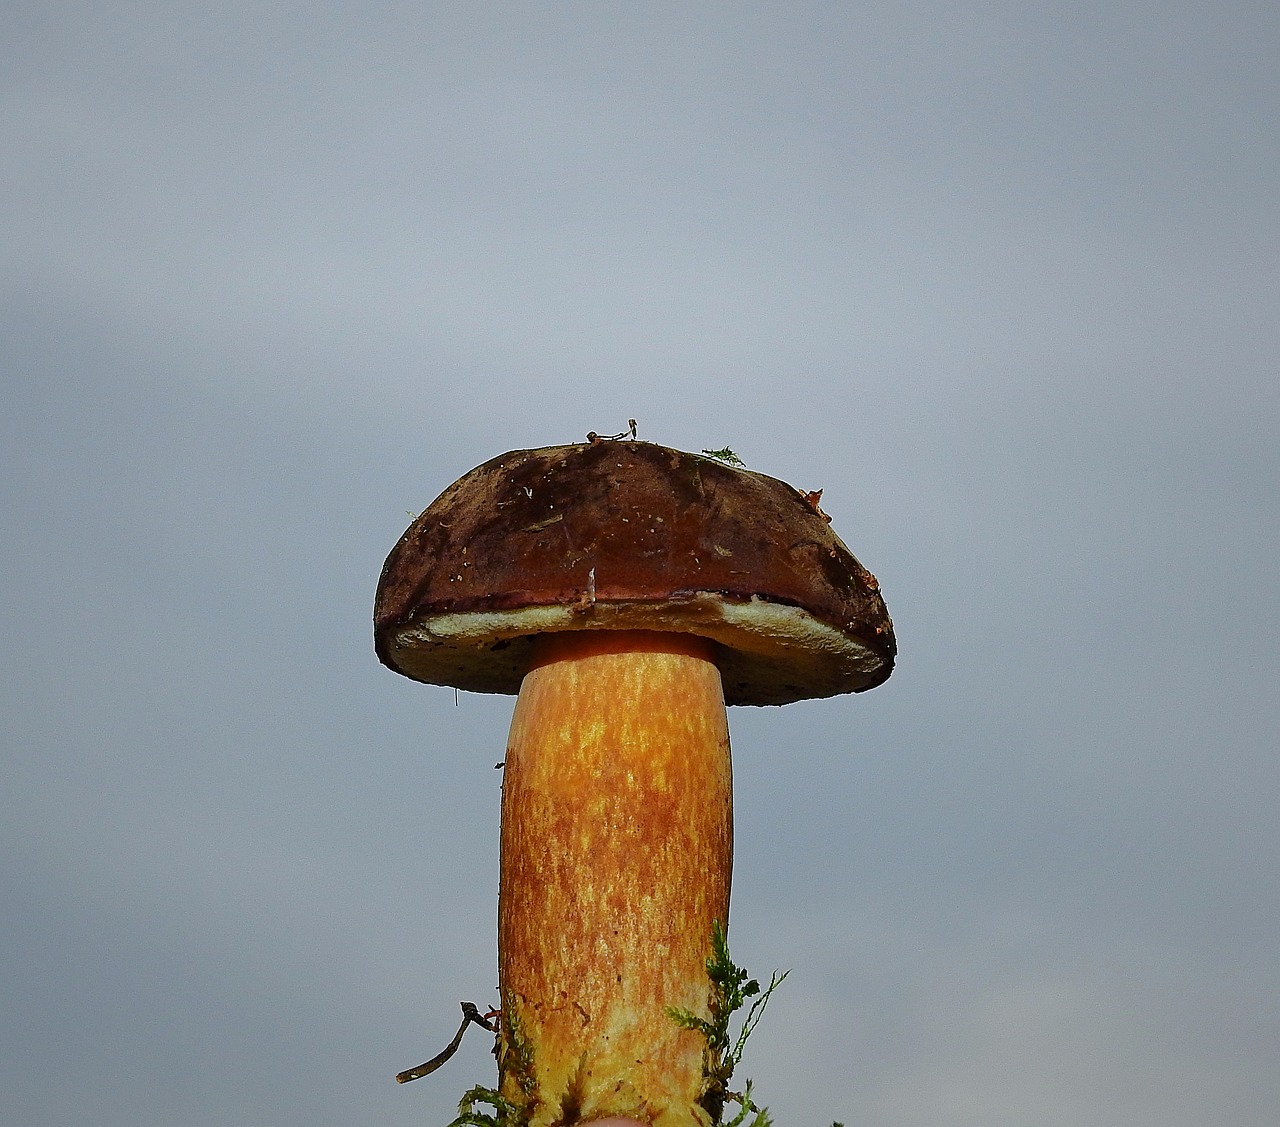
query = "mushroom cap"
xmin=374 ymin=441 xmax=895 ymax=705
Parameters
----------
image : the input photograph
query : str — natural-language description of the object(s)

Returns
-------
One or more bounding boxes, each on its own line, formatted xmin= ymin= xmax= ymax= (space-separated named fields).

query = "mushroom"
xmin=375 ymin=440 xmax=894 ymax=1127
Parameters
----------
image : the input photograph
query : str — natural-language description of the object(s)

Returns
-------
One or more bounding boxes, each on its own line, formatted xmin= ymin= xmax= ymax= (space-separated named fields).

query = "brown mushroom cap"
xmin=374 ymin=441 xmax=895 ymax=705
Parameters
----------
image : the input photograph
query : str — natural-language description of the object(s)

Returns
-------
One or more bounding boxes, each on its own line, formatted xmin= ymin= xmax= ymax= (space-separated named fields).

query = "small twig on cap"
xmin=586 ymin=419 xmax=638 ymax=443
xmin=395 ymin=1002 xmax=496 ymax=1084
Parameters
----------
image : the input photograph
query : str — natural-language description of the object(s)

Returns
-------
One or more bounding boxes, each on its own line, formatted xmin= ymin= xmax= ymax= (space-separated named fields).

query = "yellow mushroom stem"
xmin=498 ymin=629 xmax=733 ymax=1127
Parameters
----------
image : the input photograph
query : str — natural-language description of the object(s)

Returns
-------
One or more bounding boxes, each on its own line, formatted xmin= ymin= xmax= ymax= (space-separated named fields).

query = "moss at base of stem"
xmin=666 ymin=921 xmax=787 ymax=1127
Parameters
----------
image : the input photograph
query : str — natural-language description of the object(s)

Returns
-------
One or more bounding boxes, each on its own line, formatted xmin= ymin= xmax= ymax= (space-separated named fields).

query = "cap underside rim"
xmin=383 ymin=592 xmax=890 ymax=705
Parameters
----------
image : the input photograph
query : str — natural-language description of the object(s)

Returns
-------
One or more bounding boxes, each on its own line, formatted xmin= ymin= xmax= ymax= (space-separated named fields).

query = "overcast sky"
xmin=4 ymin=4 xmax=1278 ymax=1126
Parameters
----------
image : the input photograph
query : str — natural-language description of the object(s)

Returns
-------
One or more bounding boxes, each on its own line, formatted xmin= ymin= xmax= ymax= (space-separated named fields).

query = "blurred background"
xmin=4 ymin=4 xmax=1277 ymax=1125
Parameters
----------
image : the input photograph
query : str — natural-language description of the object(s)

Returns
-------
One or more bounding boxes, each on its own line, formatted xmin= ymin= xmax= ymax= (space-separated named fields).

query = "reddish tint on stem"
xmin=498 ymin=631 xmax=732 ymax=1127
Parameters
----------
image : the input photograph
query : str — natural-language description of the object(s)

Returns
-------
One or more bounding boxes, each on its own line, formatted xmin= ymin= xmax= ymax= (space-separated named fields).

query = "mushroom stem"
xmin=498 ymin=630 xmax=733 ymax=1127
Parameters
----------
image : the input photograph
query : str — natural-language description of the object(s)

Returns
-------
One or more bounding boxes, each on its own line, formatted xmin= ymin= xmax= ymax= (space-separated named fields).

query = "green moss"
xmin=447 ymin=1085 xmax=523 ymax=1127
xmin=497 ymin=993 xmax=537 ymax=1106
xmin=700 ymin=448 xmax=746 ymax=467
xmin=667 ymin=921 xmax=788 ymax=1127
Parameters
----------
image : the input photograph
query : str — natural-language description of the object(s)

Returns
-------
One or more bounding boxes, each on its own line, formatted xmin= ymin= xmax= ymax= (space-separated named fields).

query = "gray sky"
xmin=4 ymin=4 xmax=1278 ymax=1126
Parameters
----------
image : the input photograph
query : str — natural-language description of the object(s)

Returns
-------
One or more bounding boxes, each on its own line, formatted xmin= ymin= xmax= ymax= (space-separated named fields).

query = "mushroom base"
xmin=498 ymin=631 xmax=733 ymax=1127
